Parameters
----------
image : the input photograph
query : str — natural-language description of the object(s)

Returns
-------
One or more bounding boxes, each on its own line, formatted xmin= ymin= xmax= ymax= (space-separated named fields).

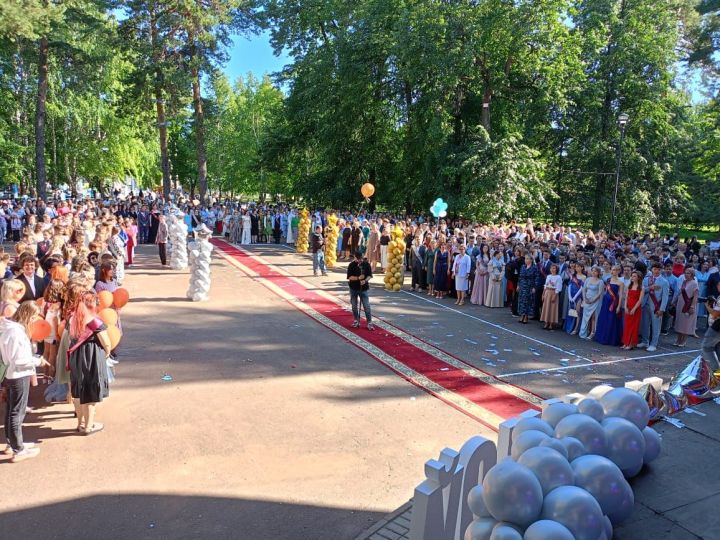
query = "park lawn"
xmin=658 ymin=225 xmax=719 ymax=242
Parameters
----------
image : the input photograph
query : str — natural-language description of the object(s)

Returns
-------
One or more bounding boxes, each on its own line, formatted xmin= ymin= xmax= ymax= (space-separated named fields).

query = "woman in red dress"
xmin=621 ymin=270 xmax=645 ymax=350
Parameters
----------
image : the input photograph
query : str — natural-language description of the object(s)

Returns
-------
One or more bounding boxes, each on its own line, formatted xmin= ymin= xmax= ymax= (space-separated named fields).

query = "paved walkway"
xmin=0 ymin=244 xmax=491 ymax=539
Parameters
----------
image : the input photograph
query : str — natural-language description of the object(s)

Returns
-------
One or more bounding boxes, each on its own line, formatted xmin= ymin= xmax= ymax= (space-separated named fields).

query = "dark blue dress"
xmin=434 ymin=251 xmax=449 ymax=292
xmin=518 ymin=264 xmax=539 ymax=317
xmin=564 ymin=277 xmax=584 ymax=333
xmin=594 ymin=282 xmax=623 ymax=345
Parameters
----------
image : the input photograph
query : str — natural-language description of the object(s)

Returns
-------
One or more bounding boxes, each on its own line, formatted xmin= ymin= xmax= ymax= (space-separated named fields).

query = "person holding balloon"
xmin=1 ymin=301 xmax=52 ymax=462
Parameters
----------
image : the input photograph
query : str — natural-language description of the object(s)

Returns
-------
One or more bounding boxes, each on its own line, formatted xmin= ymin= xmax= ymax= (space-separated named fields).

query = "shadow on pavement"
xmin=0 ymin=493 xmax=384 ymax=540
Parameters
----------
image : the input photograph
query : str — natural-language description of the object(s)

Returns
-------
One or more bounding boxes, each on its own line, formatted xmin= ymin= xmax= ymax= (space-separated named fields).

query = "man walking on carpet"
xmin=347 ymin=251 xmax=374 ymax=330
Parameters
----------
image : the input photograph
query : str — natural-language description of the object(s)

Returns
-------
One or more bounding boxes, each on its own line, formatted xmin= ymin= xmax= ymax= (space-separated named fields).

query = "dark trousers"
xmin=4 ymin=376 xmax=30 ymax=452
xmin=158 ymin=242 xmax=167 ymax=265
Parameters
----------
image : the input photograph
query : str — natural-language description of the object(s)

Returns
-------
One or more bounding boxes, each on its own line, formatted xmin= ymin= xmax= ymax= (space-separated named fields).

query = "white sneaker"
xmin=646 ymin=345 xmax=657 ymax=352
xmin=11 ymin=446 xmax=40 ymax=463
xmin=637 ymin=342 xmax=649 ymax=349
xmin=3 ymin=442 xmax=34 ymax=455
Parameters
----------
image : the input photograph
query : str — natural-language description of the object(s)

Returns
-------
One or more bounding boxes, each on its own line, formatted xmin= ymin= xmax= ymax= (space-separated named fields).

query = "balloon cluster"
xmin=383 ymin=226 xmax=406 ymax=292
xmin=466 ymin=387 xmax=662 ymax=540
xmin=168 ymin=210 xmax=189 ymax=270
xmin=430 ymin=198 xmax=448 ymax=218
xmin=324 ymin=213 xmax=339 ymax=268
xmin=630 ymin=356 xmax=720 ymax=421
xmin=187 ymin=224 xmax=214 ymax=302
xmin=296 ymin=209 xmax=311 ymax=254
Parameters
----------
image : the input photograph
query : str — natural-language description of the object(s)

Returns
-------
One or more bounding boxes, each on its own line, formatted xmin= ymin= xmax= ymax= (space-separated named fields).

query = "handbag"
xmin=568 ymin=308 xmax=578 ymax=318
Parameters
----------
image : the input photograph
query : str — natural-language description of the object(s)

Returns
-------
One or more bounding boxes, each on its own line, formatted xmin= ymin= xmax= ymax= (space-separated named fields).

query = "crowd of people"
xmin=207 ymin=203 xmax=719 ymax=366
xmin=0 ymin=193 xmax=160 ymax=463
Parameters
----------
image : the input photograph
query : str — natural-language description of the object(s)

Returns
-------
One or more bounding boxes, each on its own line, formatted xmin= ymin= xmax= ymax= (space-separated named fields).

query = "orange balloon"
xmin=113 ymin=288 xmax=130 ymax=309
xmin=57 ymin=320 xmax=66 ymax=338
xmin=98 ymin=308 xmax=118 ymax=327
xmin=361 ymin=182 xmax=375 ymax=198
xmin=31 ymin=319 xmax=52 ymax=342
xmin=106 ymin=325 xmax=122 ymax=350
xmin=98 ymin=290 xmax=114 ymax=310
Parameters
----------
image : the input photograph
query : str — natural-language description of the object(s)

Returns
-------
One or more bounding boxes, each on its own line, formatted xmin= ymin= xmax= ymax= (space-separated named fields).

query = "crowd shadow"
xmin=0 ymin=493 xmax=385 ymax=540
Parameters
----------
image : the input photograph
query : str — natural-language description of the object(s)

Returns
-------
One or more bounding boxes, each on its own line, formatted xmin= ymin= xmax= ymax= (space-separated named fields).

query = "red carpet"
xmin=213 ymin=240 xmax=540 ymax=427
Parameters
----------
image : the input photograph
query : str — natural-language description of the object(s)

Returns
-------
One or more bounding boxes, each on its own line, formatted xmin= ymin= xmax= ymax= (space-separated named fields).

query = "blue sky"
xmin=223 ymin=30 xmax=291 ymax=84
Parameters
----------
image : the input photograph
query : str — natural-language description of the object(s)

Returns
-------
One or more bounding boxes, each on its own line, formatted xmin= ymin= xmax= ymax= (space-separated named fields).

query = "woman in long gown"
xmin=564 ymin=265 xmax=585 ymax=334
xmin=696 ymin=262 xmax=710 ymax=319
xmin=433 ymin=243 xmax=449 ymax=298
xmin=241 ymin=212 xmax=252 ymax=244
xmin=250 ymin=212 xmax=259 ymax=243
xmin=594 ymin=265 xmax=625 ymax=346
xmin=379 ymin=229 xmax=391 ymax=271
xmin=579 ymin=266 xmax=604 ymax=339
xmin=622 ymin=270 xmax=644 ymax=350
xmin=484 ymin=251 xmax=505 ymax=308
xmin=470 ymin=245 xmax=490 ymax=305
xmin=68 ymin=290 xmax=113 ymax=435
xmin=425 ymin=240 xmax=437 ymax=296
xmin=540 ymin=264 xmax=562 ymax=329
xmin=673 ymin=267 xmax=699 ymax=346
xmin=366 ymin=223 xmax=381 ymax=271
xmin=518 ymin=255 xmax=539 ymax=324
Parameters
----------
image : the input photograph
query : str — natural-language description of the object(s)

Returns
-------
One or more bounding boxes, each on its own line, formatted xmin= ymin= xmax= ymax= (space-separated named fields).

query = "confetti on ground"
xmin=161 ymin=374 xmax=173 ymax=382
xmin=529 ymin=347 xmax=538 ymax=352
xmin=446 ymin=334 xmax=455 ymax=337
xmin=562 ymin=379 xmax=570 ymax=384
xmin=560 ymin=358 xmax=570 ymax=364
xmin=439 ymin=367 xmax=450 ymax=371
xmin=532 ymin=352 xmax=542 ymax=356
xmin=464 ymin=339 xmax=478 ymax=345
xmin=485 ymin=362 xmax=497 ymax=367
xmin=503 ymin=348 xmax=512 ymax=352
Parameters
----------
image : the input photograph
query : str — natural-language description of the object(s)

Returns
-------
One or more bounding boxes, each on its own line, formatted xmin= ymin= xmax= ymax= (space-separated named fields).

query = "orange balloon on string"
xmin=98 ymin=290 xmax=114 ymax=310
xmin=113 ymin=288 xmax=130 ymax=309
xmin=360 ymin=183 xmax=375 ymax=198
xmin=98 ymin=308 xmax=118 ymax=327
xmin=31 ymin=319 xmax=52 ymax=342
xmin=106 ymin=325 xmax=122 ymax=350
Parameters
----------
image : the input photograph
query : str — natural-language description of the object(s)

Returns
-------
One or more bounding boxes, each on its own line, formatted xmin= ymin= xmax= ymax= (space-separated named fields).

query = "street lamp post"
xmin=610 ymin=112 xmax=629 ymax=236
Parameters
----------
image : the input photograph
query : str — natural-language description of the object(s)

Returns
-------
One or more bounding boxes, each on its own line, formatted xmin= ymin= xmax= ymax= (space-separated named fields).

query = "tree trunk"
xmin=189 ymin=32 xmax=208 ymax=202
xmin=35 ymin=35 xmax=49 ymax=201
xmin=150 ymin=4 xmax=172 ymax=201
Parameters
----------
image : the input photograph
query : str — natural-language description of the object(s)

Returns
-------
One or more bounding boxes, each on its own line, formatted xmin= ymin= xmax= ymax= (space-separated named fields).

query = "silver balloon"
xmin=482 ymin=459 xmax=544 ymax=528
xmin=555 ymin=414 xmax=608 ymax=456
xmin=517 ymin=447 xmax=575 ymax=496
xmin=638 ymin=383 xmax=663 ymax=421
xmin=468 ymin=485 xmax=492 ymax=518
xmin=560 ymin=436 xmax=586 ymax=461
xmin=571 ymin=454 xmax=634 ymax=525
xmin=577 ymin=398 xmax=605 ymax=422
xmin=489 ymin=523 xmax=523 ymax=540
xmin=522 ymin=520 xmax=575 ymax=540
xmin=538 ymin=437 xmax=568 ymax=459
xmin=601 ymin=417 xmax=646 ymax=477
xmin=541 ymin=485 xmax=605 ymax=540
xmin=668 ymin=355 xmax=720 ymax=404
xmin=541 ymin=402 xmax=579 ymax=428
xmin=513 ymin=417 xmax=555 ymax=438
xmin=600 ymin=387 xmax=650 ymax=430
xmin=661 ymin=383 xmax=689 ymax=415
xmin=465 ymin=517 xmax=497 ymax=540
xmin=511 ymin=430 xmax=551 ymax=460
xmin=642 ymin=426 xmax=662 ymax=463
